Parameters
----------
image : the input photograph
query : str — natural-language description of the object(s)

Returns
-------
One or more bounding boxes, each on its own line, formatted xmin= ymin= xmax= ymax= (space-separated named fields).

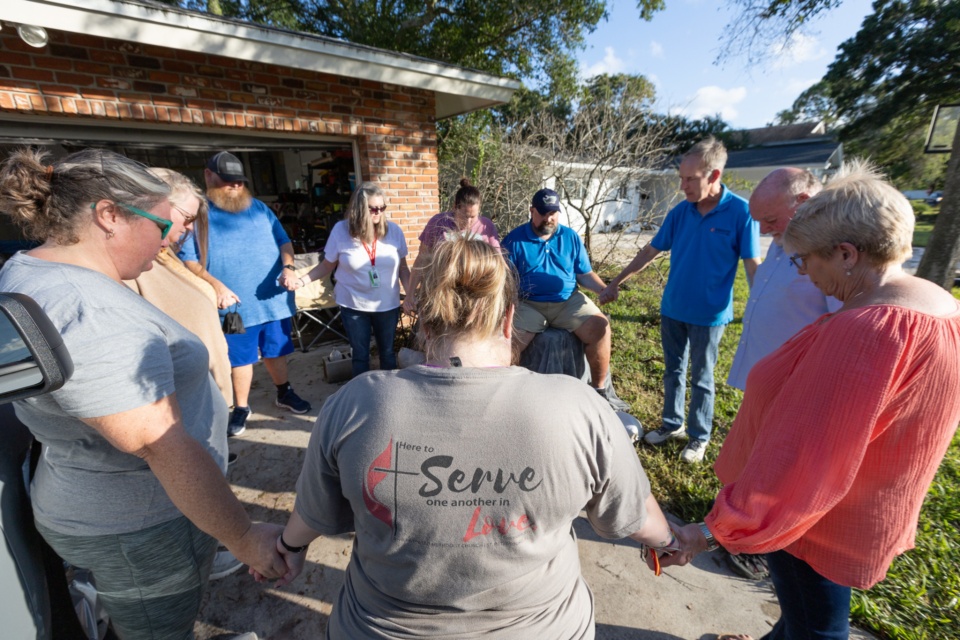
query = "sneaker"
xmin=276 ymin=388 xmax=311 ymax=414
xmin=209 ymin=550 xmax=244 ymax=580
xmin=680 ymin=440 xmax=708 ymax=464
xmin=227 ymin=452 xmax=238 ymax=466
xmin=726 ymin=551 xmax=770 ymax=580
xmin=228 ymin=406 xmax=251 ymax=437
xmin=644 ymin=424 xmax=687 ymax=445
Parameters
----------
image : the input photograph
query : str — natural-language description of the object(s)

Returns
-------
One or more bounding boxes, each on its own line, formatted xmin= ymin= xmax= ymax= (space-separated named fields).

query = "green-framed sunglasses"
xmin=91 ymin=201 xmax=173 ymax=240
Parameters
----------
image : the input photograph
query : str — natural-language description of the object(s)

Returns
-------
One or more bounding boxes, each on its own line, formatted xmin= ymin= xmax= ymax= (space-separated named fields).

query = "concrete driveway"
xmin=194 ymin=347 xmax=876 ymax=640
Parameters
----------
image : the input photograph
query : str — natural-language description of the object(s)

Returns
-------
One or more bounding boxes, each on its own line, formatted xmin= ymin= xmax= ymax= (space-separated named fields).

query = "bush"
xmin=912 ymin=201 xmax=932 ymax=217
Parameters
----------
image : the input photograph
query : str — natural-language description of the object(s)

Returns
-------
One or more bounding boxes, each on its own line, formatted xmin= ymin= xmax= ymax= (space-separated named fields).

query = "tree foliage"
xmin=718 ymin=0 xmax=842 ymax=64
xmin=770 ymin=81 xmax=840 ymax=129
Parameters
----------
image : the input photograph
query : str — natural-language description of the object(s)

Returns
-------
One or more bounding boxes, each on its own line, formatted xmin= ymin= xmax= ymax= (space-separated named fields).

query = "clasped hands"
xmin=641 ymin=522 xmax=712 ymax=574
xmin=226 ymin=522 xmax=303 ymax=587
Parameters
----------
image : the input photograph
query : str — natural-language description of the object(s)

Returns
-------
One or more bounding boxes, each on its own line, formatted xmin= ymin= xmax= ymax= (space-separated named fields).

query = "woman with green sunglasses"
xmin=0 ymin=148 xmax=284 ymax=640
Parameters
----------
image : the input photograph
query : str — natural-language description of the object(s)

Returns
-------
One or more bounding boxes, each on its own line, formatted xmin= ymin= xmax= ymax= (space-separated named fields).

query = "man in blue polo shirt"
xmin=600 ymin=137 xmax=760 ymax=463
xmin=502 ymin=188 xmax=612 ymax=396
xmin=180 ymin=151 xmax=311 ymax=436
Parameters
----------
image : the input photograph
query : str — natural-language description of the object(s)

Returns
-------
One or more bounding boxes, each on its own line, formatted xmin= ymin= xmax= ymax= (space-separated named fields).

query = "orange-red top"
xmin=706 ymin=303 xmax=960 ymax=589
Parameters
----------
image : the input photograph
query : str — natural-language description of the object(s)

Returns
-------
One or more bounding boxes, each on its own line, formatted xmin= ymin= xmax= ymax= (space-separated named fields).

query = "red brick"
xmin=0 ymin=80 xmax=39 ymax=93
xmin=176 ymin=50 xmax=206 ymax=64
xmin=2 ymin=37 xmax=46 ymax=54
xmin=142 ymin=105 xmax=156 ymax=120
xmin=149 ymin=71 xmax=180 ymax=84
xmin=170 ymin=86 xmax=198 ymax=98
xmin=163 ymin=60 xmax=195 ymax=74
xmin=229 ymin=93 xmax=256 ymax=104
xmin=252 ymin=73 xmax=280 ymax=86
xmin=129 ymin=103 xmax=145 ymax=119
xmin=32 ymin=56 xmax=71 ymax=71
xmin=61 ymin=98 xmax=77 ymax=114
xmin=106 ymin=41 xmax=142 ymax=55
xmin=127 ymin=55 xmax=161 ymax=70
xmin=117 ymin=92 xmax=152 ymax=103
xmin=13 ymin=93 xmax=32 ymax=110
xmin=117 ymin=103 xmax=132 ymax=118
xmin=67 ymin=34 xmax=106 ymax=49
xmin=185 ymin=99 xmax=215 ymax=110
xmin=305 ymin=81 xmax=328 ymax=92
xmin=214 ymin=102 xmax=244 ymax=112
xmin=199 ymin=89 xmax=227 ymax=100
xmin=0 ymin=92 xmax=14 ymax=110
xmin=213 ymin=111 xmax=226 ymax=126
xmin=202 ymin=110 xmax=214 ymax=125
xmin=212 ymin=79 xmax=241 ymax=92
xmin=143 ymin=45 xmax=178 ymax=59
xmin=157 ymin=106 xmax=169 ymax=122
xmin=207 ymin=55 xmax=237 ymax=68
xmin=0 ymin=52 xmax=32 ymax=67
xmin=224 ymin=112 xmax=236 ymax=126
xmin=153 ymin=95 xmax=184 ymax=107
xmin=225 ymin=69 xmax=252 ymax=82
xmin=271 ymin=87 xmax=293 ymax=98
xmin=74 ymin=61 xmax=111 ymax=75
xmin=168 ymin=108 xmax=182 ymax=123
xmin=39 ymin=84 xmax=81 ymax=97
xmin=44 ymin=96 xmax=62 ymax=112
xmin=104 ymin=102 xmax=118 ymax=117
xmin=56 ymin=73 xmax=94 ymax=86
xmin=182 ymin=76 xmax=210 ymax=87
xmin=195 ymin=65 xmax=224 ymax=78
xmin=97 ymin=77 xmax=131 ymax=90
xmin=91 ymin=50 xmax=125 ymax=64
xmin=133 ymin=81 xmax=166 ymax=94
xmin=29 ymin=94 xmax=46 ymax=110
xmin=50 ymin=44 xmax=88 ymax=60
xmin=13 ymin=67 xmax=54 ymax=82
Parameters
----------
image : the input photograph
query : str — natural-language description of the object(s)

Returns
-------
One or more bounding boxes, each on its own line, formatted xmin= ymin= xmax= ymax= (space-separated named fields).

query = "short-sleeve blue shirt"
xmin=502 ymin=223 xmax=593 ymax=302
xmin=178 ymin=198 xmax=296 ymax=327
xmin=651 ymin=185 xmax=759 ymax=326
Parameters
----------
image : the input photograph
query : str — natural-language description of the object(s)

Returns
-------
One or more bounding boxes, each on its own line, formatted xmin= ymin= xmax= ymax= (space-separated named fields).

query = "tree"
xmin=157 ymin=0 xmax=667 ymax=104
xmin=769 ymin=81 xmax=840 ymax=129
xmin=718 ymin=0 xmax=842 ymax=64
xmin=822 ymin=0 xmax=960 ymax=289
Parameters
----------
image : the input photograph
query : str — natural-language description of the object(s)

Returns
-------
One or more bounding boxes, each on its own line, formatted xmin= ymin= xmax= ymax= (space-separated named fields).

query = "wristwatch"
xmin=279 ymin=534 xmax=308 ymax=554
xmin=697 ymin=522 xmax=720 ymax=552
xmin=282 ymin=264 xmax=296 ymax=271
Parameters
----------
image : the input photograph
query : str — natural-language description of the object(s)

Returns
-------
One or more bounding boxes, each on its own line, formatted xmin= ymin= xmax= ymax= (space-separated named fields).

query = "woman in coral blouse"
xmin=667 ymin=162 xmax=960 ymax=640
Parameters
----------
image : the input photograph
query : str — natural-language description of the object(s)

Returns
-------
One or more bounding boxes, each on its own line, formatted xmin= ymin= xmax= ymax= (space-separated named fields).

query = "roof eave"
xmin=1 ymin=0 xmax=519 ymax=119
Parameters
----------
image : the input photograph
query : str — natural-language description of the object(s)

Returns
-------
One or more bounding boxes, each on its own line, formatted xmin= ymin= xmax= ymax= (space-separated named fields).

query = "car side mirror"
xmin=0 ymin=293 xmax=73 ymax=405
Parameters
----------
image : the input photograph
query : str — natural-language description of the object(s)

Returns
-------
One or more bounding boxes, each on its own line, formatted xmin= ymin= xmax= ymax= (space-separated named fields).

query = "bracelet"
xmin=279 ymin=534 xmax=308 ymax=554
xmin=283 ymin=264 xmax=296 ymax=271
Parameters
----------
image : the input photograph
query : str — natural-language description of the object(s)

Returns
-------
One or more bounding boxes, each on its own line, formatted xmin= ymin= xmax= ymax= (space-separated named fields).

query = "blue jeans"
xmin=660 ymin=314 xmax=725 ymax=443
xmin=340 ymin=306 xmax=401 ymax=377
xmin=762 ymin=550 xmax=851 ymax=640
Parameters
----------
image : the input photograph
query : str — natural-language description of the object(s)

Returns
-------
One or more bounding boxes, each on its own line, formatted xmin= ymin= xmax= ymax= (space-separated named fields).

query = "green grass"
xmin=913 ymin=208 xmax=940 ymax=248
xmin=590 ymin=259 xmax=960 ymax=640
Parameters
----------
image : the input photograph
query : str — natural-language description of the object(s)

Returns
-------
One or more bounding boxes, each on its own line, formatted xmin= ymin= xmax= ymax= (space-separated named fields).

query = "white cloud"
xmin=768 ymin=33 xmax=827 ymax=69
xmin=650 ymin=41 xmax=664 ymax=58
xmin=674 ymin=86 xmax=748 ymax=121
xmin=581 ymin=47 xmax=625 ymax=77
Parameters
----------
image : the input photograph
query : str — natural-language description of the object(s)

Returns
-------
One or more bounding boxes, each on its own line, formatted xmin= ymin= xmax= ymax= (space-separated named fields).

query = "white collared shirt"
xmin=727 ymin=242 xmax=843 ymax=390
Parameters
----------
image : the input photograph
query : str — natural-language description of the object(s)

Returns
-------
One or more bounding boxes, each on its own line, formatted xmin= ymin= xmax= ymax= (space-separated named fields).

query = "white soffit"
xmin=0 ymin=0 xmax=520 ymax=119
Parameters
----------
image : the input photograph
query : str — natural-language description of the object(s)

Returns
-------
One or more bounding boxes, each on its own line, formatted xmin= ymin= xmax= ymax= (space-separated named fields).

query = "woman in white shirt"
xmin=289 ymin=181 xmax=410 ymax=376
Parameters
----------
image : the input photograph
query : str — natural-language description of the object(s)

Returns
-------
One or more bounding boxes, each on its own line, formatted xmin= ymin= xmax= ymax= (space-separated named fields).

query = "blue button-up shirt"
xmin=502 ymin=223 xmax=593 ymax=302
xmin=726 ymin=242 xmax=843 ymax=390
xmin=652 ymin=185 xmax=760 ymax=326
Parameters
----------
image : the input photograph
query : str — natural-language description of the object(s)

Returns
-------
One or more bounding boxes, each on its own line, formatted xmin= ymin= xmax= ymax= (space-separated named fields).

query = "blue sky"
xmin=576 ymin=0 xmax=877 ymax=129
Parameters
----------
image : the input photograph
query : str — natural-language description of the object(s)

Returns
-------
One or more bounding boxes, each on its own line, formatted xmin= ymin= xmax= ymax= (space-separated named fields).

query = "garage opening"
xmin=0 ymin=119 xmax=359 ymax=259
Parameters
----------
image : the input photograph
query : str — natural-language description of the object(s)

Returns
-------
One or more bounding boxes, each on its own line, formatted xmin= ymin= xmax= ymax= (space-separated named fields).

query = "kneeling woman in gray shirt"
xmin=0 ymin=149 xmax=288 ymax=640
xmin=260 ymin=236 xmax=679 ymax=638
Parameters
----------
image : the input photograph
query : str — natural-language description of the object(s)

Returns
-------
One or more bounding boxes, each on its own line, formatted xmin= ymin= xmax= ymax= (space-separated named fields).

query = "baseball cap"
xmin=207 ymin=151 xmax=248 ymax=183
xmin=532 ymin=188 xmax=561 ymax=215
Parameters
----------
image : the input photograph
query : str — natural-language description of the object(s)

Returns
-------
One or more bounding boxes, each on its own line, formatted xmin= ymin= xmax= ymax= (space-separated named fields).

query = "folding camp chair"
xmin=291 ymin=252 xmax=348 ymax=352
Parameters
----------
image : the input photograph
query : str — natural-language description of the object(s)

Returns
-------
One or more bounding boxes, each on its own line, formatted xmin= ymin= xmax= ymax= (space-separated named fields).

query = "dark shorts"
xmin=37 ymin=516 xmax=217 ymax=640
xmin=224 ymin=317 xmax=295 ymax=367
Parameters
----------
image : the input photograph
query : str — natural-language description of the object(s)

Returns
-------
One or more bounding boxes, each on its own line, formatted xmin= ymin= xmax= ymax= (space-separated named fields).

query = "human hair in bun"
xmin=417 ymin=235 xmax=516 ymax=361
xmin=0 ymin=147 xmax=169 ymax=245
xmin=454 ymin=177 xmax=481 ymax=208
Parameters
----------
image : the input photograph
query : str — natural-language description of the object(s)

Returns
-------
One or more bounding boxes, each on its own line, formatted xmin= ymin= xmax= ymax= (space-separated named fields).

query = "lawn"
xmin=591 ymin=258 xmax=960 ymax=640
xmin=912 ymin=207 xmax=940 ymax=248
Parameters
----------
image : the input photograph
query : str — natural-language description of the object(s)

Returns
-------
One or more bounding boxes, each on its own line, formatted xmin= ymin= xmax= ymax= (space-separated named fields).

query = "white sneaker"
xmin=680 ymin=440 xmax=708 ymax=464
xmin=643 ymin=424 xmax=687 ymax=445
xmin=209 ymin=550 xmax=244 ymax=580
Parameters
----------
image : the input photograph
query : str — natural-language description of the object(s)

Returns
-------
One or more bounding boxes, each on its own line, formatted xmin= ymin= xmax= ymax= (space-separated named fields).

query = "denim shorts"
xmin=36 ymin=516 xmax=217 ymax=640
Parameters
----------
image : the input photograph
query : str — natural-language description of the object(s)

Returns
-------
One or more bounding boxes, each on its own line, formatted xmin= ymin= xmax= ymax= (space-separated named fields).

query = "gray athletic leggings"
xmin=37 ymin=516 xmax=217 ymax=640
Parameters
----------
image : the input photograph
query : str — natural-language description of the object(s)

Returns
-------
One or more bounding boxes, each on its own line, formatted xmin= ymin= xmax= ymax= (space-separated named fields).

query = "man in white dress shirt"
xmin=724 ymin=167 xmax=842 ymax=579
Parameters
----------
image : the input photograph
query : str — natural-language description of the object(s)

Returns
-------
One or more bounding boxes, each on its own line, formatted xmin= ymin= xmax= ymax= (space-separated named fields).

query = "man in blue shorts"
xmin=599 ymin=137 xmax=761 ymax=463
xmin=180 ymin=151 xmax=311 ymax=436
xmin=502 ymin=188 xmax=612 ymax=397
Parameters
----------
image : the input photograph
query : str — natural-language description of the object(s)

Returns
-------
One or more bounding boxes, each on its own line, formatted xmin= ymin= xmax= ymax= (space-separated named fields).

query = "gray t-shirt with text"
xmin=296 ymin=365 xmax=650 ymax=639
xmin=0 ymin=253 xmax=228 ymax=536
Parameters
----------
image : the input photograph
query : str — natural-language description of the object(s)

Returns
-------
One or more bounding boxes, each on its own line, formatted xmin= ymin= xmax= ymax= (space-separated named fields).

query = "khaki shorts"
xmin=514 ymin=290 xmax=602 ymax=334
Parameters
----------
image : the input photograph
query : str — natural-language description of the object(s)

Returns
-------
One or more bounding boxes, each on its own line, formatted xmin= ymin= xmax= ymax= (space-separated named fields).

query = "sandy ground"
xmin=194 ymin=342 xmax=875 ymax=640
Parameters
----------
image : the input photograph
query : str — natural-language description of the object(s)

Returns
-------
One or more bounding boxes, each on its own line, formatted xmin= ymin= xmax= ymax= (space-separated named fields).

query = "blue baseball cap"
xmin=532 ymin=188 xmax=561 ymax=215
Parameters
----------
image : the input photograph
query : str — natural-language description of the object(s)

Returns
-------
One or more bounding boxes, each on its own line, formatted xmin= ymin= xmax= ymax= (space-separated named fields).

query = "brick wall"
xmin=0 ymin=23 xmax=439 ymax=255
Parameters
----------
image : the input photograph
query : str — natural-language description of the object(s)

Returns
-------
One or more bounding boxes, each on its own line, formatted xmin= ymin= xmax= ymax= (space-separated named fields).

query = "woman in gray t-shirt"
xmin=0 ymin=149 xmax=288 ymax=640
xmin=258 ymin=237 xmax=682 ymax=638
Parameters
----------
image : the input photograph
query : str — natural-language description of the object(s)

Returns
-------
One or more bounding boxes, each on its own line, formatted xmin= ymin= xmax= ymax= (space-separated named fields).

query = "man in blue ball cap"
xmin=501 ymin=188 xmax=612 ymax=398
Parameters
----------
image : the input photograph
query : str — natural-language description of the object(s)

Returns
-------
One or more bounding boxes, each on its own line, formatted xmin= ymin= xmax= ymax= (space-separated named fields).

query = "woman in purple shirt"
xmin=402 ymin=178 xmax=500 ymax=313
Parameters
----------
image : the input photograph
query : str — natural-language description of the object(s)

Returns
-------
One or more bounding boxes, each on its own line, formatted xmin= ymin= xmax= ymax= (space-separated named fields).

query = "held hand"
xmin=229 ymin=522 xmax=289 ymax=581
xmin=402 ymin=294 xmax=418 ymax=314
xmin=277 ymin=269 xmax=301 ymax=291
xmin=598 ymin=284 xmax=619 ymax=306
xmin=249 ymin=533 xmax=307 ymax=588
xmin=214 ymin=284 xmax=241 ymax=309
xmin=656 ymin=522 xmax=709 ymax=570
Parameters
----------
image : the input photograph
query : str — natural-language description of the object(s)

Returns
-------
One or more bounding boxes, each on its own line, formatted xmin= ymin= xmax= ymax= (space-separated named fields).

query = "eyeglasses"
xmin=91 ymin=201 xmax=173 ymax=240
xmin=369 ymin=206 xmax=387 ymax=214
xmin=788 ymin=252 xmax=808 ymax=270
xmin=172 ymin=203 xmax=199 ymax=225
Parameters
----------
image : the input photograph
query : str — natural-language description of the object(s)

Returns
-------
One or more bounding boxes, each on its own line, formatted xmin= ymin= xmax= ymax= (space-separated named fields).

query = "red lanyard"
xmin=362 ymin=237 xmax=377 ymax=266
